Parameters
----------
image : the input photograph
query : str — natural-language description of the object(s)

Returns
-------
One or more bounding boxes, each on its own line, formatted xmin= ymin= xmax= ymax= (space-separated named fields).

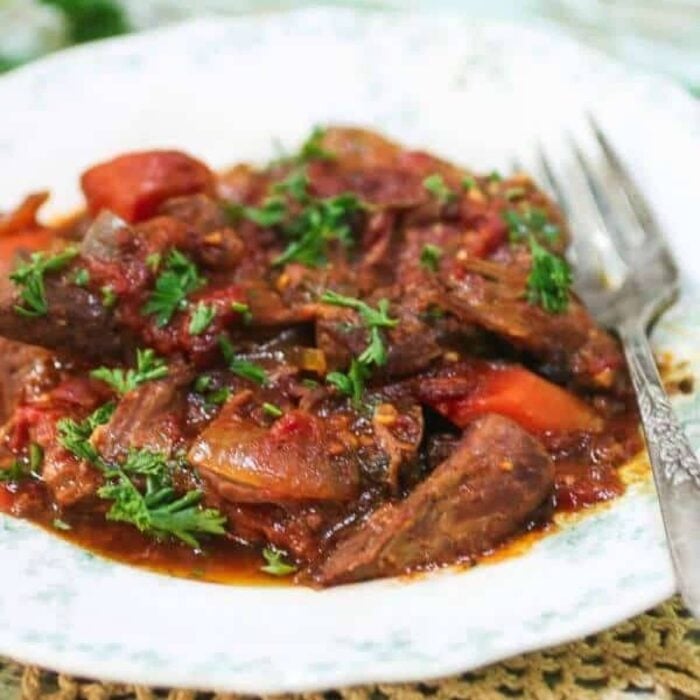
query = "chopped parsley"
xmin=273 ymin=192 xmax=362 ymax=267
xmin=101 ymin=285 xmax=117 ymax=308
xmin=262 ymin=402 xmax=283 ymax=418
xmin=461 ymin=176 xmax=476 ymax=190
xmin=231 ymin=301 xmax=253 ymax=324
xmin=423 ymin=174 xmax=456 ymax=205
xmin=28 ymin=443 xmax=43 ymax=472
xmin=227 ymin=168 xmax=362 ymax=268
xmin=261 ymin=546 xmax=297 ymax=576
xmin=326 ymin=359 xmax=370 ymax=406
xmin=320 ymin=292 xmax=398 ymax=403
xmin=503 ymin=207 xmax=561 ymax=244
xmin=193 ymin=375 xmax=230 ymax=407
xmin=98 ymin=448 xmax=226 ymax=548
xmin=10 ymin=247 xmax=78 ymax=317
xmin=296 ymin=126 xmax=334 ymax=164
xmin=188 ymin=301 xmax=216 ymax=336
xmin=72 ymin=267 xmax=90 ymax=287
xmin=219 ymin=335 xmax=268 ymax=385
xmin=526 ymin=238 xmax=572 ymax=314
xmin=52 ymin=518 xmax=72 ymax=531
xmin=142 ymin=249 xmax=205 ymax=327
xmin=488 ymin=170 xmax=503 ymax=183
xmin=320 ymin=291 xmax=397 ymax=366
xmin=420 ymin=243 xmax=443 ymax=272
xmin=91 ymin=348 xmax=168 ymax=395
xmin=145 ymin=252 xmax=162 ymax=272
xmin=0 ymin=460 xmax=27 ymax=483
xmin=57 ymin=402 xmax=116 ymax=464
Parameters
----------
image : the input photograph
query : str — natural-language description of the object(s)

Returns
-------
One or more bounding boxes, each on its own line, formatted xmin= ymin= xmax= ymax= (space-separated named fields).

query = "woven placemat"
xmin=1 ymin=596 xmax=699 ymax=700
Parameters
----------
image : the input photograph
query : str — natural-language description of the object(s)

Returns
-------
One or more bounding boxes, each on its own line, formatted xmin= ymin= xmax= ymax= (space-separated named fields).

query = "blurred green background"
xmin=1 ymin=0 xmax=699 ymax=97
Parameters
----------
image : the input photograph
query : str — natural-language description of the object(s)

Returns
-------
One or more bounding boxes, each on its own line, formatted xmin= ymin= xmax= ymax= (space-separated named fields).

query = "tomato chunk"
xmin=424 ymin=363 xmax=602 ymax=435
xmin=81 ymin=150 xmax=214 ymax=222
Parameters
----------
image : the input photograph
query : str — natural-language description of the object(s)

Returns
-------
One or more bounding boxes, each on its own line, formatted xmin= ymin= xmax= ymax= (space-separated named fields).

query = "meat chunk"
xmin=442 ymin=258 xmax=626 ymax=391
xmin=81 ymin=150 xmax=214 ymax=223
xmin=0 ymin=339 xmax=56 ymax=422
xmin=0 ymin=275 xmax=129 ymax=360
xmin=94 ymin=376 xmax=188 ymax=461
xmin=189 ymin=398 xmax=361 ymax=502
xmin=313 ymin=414 xmax=554 ymax=585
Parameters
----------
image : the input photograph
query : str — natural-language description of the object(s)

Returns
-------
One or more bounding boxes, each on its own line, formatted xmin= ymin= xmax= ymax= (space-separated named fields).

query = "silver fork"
xmin=532 ymin=118 xmax=700 ymax=617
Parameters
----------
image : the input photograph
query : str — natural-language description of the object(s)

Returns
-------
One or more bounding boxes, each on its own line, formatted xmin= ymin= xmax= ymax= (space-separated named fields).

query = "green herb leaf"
xmin=274 ymin=193 xmax=362 ymax=267
xmin=461 ymin=176 xmax=476 ymax=191
xmin=145 ymin=252 xmax=162 ymax=272
xmin=326 ymin=359 xmax=370 ymax=406
xmin=297 ymin=126 xmax=334 ymax=163
xmin=52 ymin=518 xmax=72 ymax=531
xmin=142 ymin=249 xmax=205 ymax=327
xmin=10 ymin=247 xmax=78 ymax=317
xmin=219 ymin=335 xmax=268 ymax=385
xmin=488 ymin=170 xmax=503 ymax=183
xmin=188 ymin=301 xmax=216 ymax=336
xmin=231 ymin=301 xmax=253 ymax=324
xmin=57 ymin=402 xmax=116 ymax=463
xmin=101 ymin=285 xmax=117 ymax=308
xmin=503 ymin=207 xmax=561 ymax=243
xmin=526 ymin=237 xmax=572 ymax=314
xmin=28 ymin=443 xmax=43 ymax=472
xmin=0 ymin=461 xmax=27 ymax=482
xmin=72 ymin=267 xmax=90 ymax=286
xmin=262 ymin=402 xmax=283 ymax=418
xmin=420 ymin=243 xmax=443 ymax=272
xmin=260 ymin=546 xmax=297 ymax=576
xmin=423 ymin=174 xmax=456 ymax=206
xmin=91 ymin=348 xmax=168 ymax=395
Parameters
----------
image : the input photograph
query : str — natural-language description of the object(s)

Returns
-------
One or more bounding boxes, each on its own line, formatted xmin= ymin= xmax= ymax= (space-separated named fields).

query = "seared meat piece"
xmin=94 ymin=375 xmax=190 ymax=462
xmin=313 ymin=414 xmax=554 ymax=586
xmin=0 ymin=275 xmax=130 ymax=361
xmin=315 ymin=295 xmax=442 ymax=378
xmin=0 ymin=339 xmax=56 ymax=422
xmin=442 ymin=258 xmax=625 ymax=391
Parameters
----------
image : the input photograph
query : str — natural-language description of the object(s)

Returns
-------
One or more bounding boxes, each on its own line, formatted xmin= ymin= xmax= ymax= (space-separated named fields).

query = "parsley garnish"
xmin=41 ymin=0 xmax=129 ymax=44
xmin=423 ymin=174 xmax=456 ymax=205
xmin=273 ymin=192 xmax=362 ymax=267
xmin=98 ymin=448 xmax=226 ymax=548
xmin=420 ymin=243 xmax=443 ymax=272
xmin=231 ymin=301 xmax=253 ymax=324
xmin=326 ymin=359 xmax=370 ymax=406
xmin=193 ymin=375 xmax=231 ymax=407
xmin=503 ymin=207 xmax=560 ymax=243
xmin=142 ymin=249 xmax=205 ymax=327
xmin=145 ymin=252 xmax=162 ymax=272
xmin=297 ymin=126 xmax=334 ymax=163
xmin=52 ymin=518 xmax=72 ymax=531
xmin=10 ymin=247 xmax=78 ymax=317
xmin=0 ymin=461 xmax=26 ymax=483
xmin=101 ymin=285 xmax=117 ymax=308
xmin=219 ymin=335 xmax=268 ymax=385
xmin=462 ymin=176 xmax=476 ymax=190
xmin=72 ymin=267 xmax=90 ymax=286
xmin=188 ymin=301 xmax=216 ymax=336
xmin=57 ymin=402 xmax=116 ymax=464
xmin=526 ymin=238 xmax=572 ymax=314
xmin=261 ymin=546 xmax=297 ymax=576
xmin=488 ymin=170 xmax=503 ymax=183
xmin=91 ymin=348 xmax=168 ymax=395
xmin=320 ymin=291 xmax=397 ymax=367
xmin=262 ymin=402 xmax=283 ymax=418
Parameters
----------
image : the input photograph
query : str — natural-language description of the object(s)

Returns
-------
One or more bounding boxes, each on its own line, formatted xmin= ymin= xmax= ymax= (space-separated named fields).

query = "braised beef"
xmin=0 ymin=127 xmax=642 ymax=586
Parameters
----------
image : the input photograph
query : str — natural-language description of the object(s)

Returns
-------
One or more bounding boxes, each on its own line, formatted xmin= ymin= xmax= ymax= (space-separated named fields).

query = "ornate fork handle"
xmin=619 ymin=318 xmax=700 ymax=616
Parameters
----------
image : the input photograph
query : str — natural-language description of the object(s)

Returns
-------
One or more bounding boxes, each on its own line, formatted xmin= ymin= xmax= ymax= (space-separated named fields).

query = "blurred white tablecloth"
xmin=1 ymin=0 xmax=699 ymax=95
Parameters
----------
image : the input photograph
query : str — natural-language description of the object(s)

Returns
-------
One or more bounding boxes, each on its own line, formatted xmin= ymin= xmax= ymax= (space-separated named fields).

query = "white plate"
xmin=1 ymin=8 xmax=699 ymax=694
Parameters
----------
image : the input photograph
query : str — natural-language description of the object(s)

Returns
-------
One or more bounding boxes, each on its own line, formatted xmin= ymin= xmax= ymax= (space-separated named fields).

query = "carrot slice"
xmin=428 ymin=364 xmax=602 ymax=434
xmin=81 ymin=150 xmax=214 ymax=222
